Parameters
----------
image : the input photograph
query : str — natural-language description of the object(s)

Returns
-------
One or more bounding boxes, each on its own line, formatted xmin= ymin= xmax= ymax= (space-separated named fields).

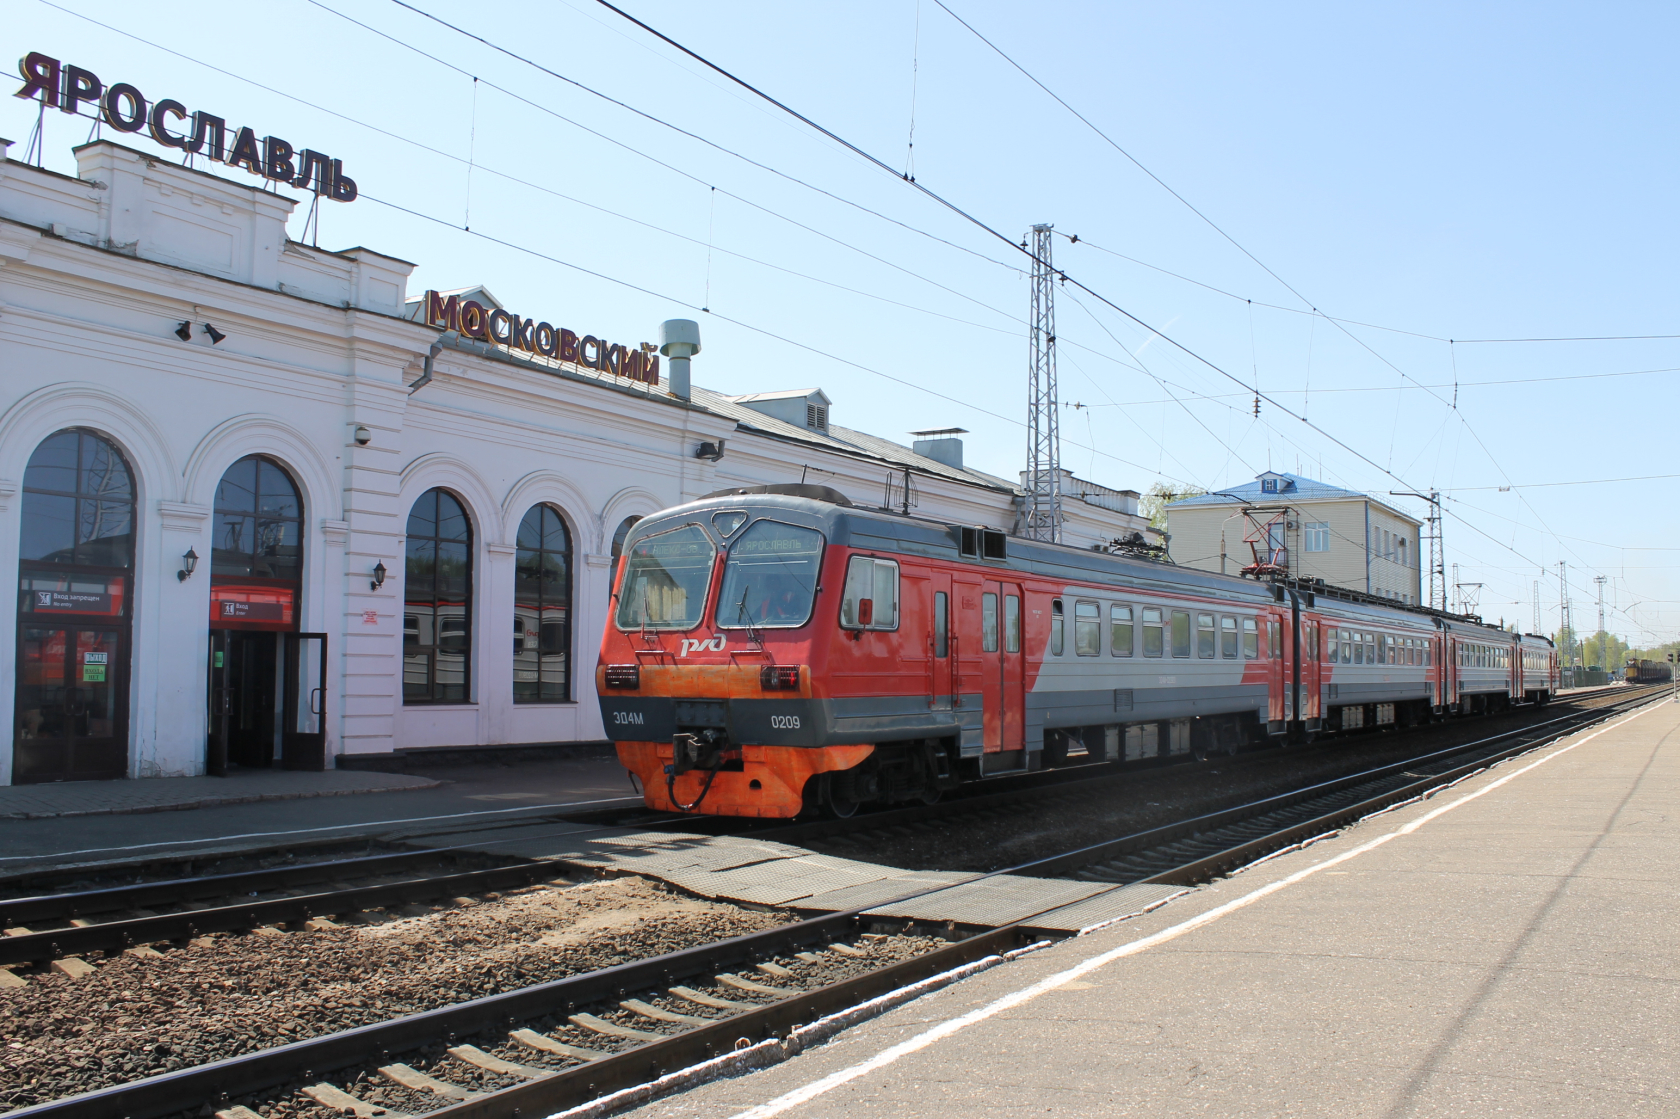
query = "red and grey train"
xmin=597 ymin=484 xmax=1558 ymax=818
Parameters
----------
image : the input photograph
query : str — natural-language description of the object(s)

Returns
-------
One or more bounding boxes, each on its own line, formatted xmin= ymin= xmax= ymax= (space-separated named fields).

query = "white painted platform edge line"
xmin=1076 ymin=889 xmax=1189 ymax=937
xmin=543 ymin=952 xmax=1015 ymax=1119
xmin=0 ymin=796 xmax=645 ymax=864
xmin=724 ymin=700 xmax=1664 ymax=1119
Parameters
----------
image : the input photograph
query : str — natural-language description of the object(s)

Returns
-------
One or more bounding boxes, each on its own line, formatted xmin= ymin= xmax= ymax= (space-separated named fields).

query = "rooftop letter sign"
xmin=422 ymin=290 xmax=661 ymax=386
xmin=14 ymin=51 xmax=357 ymax=201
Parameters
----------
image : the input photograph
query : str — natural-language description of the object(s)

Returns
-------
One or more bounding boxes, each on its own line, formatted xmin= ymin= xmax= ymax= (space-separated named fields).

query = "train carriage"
xmin=598 ymin=485 xmax=1558 ymax=818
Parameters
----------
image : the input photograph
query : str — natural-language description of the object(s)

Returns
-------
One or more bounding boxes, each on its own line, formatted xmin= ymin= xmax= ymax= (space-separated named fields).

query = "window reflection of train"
xmin=403 ymin=603 xmax=470 ymax=695
xmin=1624 ymin=658 xmax=1673 ymax=685
xmin=513 ymin=603 xmax=571 ymax=700
xmin=597 ymin=486 xmax=1562 ymax=819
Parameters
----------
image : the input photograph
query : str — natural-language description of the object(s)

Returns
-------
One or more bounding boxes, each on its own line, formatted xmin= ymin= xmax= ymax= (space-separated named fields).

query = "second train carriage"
xmin=597 ymin=485 xmax=1558 ymax=818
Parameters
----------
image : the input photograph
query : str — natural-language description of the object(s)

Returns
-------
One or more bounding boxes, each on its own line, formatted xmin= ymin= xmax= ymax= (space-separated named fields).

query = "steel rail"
xmin=1136 ymin=695 xmax=1660 ymax=888
xmin=0 ymin=860 xmax=574 ymax=968
xmin=2 ymin=902 xmax=1026 ymax=1119
xmin=1013 ymin=689 xmax=1659 ymax=892
xmin=0 ymin=848 xmax=500 ymax=928
xmin=751 ymin=684 xmax=1642 ymax=847
xmin=409 ymin=924 xmax=1024 ymax=1119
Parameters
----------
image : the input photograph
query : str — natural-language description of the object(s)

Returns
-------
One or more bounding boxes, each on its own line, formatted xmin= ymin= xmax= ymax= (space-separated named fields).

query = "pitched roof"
xmin=1173 ymin=472 xmax=1417 ymax=522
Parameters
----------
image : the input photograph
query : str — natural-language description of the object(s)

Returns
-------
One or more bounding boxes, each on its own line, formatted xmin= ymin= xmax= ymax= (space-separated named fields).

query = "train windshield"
xmin=614 ymin=524 xmax=715 ymax=630
xmin=715 ymin=520 xmax=825 ymax=629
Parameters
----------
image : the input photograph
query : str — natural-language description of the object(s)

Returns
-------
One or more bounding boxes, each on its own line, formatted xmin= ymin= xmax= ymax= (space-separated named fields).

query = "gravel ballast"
xmin=0 ymin=875 xmax=788 ymax=1111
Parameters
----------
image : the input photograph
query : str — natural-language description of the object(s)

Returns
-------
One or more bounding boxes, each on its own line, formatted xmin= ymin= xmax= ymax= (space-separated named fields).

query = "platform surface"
xmin=0 ymin=753 xmax=639 ymax=875
xmin=618 ymin=695 xmax=1680 ymax=1118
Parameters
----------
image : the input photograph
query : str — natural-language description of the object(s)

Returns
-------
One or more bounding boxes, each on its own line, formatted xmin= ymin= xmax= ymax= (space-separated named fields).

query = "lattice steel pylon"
xmin=1025 ymin=223 xmax=1062 ymax=542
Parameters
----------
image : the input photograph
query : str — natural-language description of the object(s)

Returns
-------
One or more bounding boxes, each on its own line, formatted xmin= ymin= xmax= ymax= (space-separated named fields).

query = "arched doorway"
xmin=14 ymin=429 xmax=135 ymax=783
xmin=205 ymin=455 xmax=319 ymax=772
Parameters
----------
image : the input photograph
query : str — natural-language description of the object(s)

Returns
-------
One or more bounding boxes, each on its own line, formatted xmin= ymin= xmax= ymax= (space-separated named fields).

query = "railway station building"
xmin=1165 ymin=472 xmax=1424 ymax=603
xmin=0 ymin=138 xmax=1154 ymax=786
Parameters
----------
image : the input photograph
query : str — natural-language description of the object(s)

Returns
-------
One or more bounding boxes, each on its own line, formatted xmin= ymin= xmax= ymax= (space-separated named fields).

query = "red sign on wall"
xmin=209 ymin=584 xmax=295 ymax=629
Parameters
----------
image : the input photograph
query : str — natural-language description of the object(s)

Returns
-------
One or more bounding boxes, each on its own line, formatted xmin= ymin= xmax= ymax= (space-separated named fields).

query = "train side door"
xmin=1301 ymin=619 xmax=1321 ymax=721
xmin=992 ymin=580 xmax=1025 ymax=752
xmin=927 ymin=570 xmax=953 ymax=710
xmin=973 ymin=580 xmax=1025 ymax=754
xmin=1267 ymin=613 xmax=1285 ymax=723
xmin=953 ymin=575 xmax=986 ymax=741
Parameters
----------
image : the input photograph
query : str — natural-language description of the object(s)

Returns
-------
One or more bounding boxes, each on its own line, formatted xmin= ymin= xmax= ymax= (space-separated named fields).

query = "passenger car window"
xmin=983 ymin=593 xmax=999 ymax=652
xmin=1075 ymin=601 xmax=1100 ymax=656
xmin=1111 ymin=605 xmax=1133 ymax=656
xmin=1246 ymin=618 xmax=1260 ymax=660
xmin=1196 ymin=613 xmax=1215 ymax=659
xmin=1050 ymin=599 xmax=1064 ymax=656
xmin=1221 ymin=616 xmax=1238 ymax=659
xmin=1005 ymin=595 xmax=1021 ymax=653
xmin=1171 ymin=611 xmax=1191 ymax=658
xmin=1142 ymin=607 xmax=1163 ymax=658
xmin=838 ymin=554 xmax=899 ymax=631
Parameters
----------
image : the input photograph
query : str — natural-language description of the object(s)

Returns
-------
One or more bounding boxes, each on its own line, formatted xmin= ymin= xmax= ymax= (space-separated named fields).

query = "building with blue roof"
xmin=1166 ymin=472 xmax=1424 ymax=603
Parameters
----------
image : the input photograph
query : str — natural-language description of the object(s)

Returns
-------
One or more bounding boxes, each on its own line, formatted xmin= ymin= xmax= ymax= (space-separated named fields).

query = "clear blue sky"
xmin=7 ymin=0 xmax=1675 ymax=647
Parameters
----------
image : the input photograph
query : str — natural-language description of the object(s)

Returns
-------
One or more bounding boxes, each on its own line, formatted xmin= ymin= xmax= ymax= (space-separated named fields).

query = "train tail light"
xmin=760 ymin=665 xmax=800 ymax=691
xmin=604 ymin=664 xmax=640 ymax=689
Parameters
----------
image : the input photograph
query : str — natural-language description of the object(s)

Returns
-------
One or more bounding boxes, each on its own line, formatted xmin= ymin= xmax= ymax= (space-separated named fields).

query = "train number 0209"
xmin=769 ymin=715 xmax=801 ymax=730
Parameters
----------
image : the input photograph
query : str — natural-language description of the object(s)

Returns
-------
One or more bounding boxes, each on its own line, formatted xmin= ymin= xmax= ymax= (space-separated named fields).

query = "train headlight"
xmin=604 ymin=664 xmax=641 ymax=689
xmin=760 ymin=665 xmax=801 ymax=691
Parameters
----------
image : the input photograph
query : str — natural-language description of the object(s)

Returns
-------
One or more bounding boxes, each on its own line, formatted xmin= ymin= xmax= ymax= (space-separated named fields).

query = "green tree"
xmin=1141 ymin=482 xmax=1208 ymax=531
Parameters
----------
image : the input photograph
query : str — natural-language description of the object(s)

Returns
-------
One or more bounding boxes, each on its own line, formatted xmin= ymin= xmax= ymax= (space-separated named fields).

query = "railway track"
xmin=758 ymin=684 xmax=1648 ymax=855
xmin=1007 ymin=686 xmax=1663 ymax=894
xmin=0 ymin=812 xmax=700 ymax=980
xmin=9 ymin=905 xmax=1027 ymax=1119
xmin=9 ymin=690 xmax=1632 ymax=979
xmin=3 ymin=689 xmax=1655 ymax=1119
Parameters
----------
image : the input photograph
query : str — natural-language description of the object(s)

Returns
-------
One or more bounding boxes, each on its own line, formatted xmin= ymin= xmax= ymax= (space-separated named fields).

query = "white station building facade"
xmin=0 ymin=139 xmax=1155 ymax=785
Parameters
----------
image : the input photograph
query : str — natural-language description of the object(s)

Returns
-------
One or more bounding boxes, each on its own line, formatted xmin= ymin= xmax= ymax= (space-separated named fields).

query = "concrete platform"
xmin=0 ymin=769 xmax=440 ymax=819
xmin=440 ymin=823 xmax=1186 ymax=935
xmin=612 ymin=694 xmax=1679 ymax=1118
xmin=0 ymin=752 xmax=640 ymax=876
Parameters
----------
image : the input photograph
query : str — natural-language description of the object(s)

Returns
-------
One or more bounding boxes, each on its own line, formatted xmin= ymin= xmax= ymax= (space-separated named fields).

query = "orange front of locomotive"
xmin=596 ymin=507 xmax=874 ymax=818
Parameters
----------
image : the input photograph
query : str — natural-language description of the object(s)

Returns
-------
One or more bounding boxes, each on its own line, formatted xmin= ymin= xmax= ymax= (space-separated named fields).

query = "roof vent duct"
xmin=660 ymin=318 xmax=700 ymax=401
xmin=911 ymin=427 xmax=967 ymax=470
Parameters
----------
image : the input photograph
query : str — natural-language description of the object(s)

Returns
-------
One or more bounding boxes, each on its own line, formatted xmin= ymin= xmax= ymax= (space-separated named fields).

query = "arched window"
xmin=213 ymin=455 xmax=303 ymax=581
xmin=15 ymin=429 xmax=136 ymax=783
xmin=514 ymin=504 xmax=573 ymax=703
xmin=404 ymin=489 xmax=472 ymax=704
xmin=609 ymin=515 xmax=641 ymax=602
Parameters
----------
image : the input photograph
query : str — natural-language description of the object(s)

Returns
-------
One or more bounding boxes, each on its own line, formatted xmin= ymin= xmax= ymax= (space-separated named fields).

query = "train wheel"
xmin=822 ymin=774 xmax=861 ymax=819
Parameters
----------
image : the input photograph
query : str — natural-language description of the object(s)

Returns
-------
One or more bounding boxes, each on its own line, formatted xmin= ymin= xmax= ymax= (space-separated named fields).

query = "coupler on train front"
xmin=614 ymin=736 xmax=958 ymax=819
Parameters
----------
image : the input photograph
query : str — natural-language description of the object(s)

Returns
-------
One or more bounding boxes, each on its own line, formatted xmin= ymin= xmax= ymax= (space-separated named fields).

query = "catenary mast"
xmin=1025 ymin=224 xmax=1062 ymax=542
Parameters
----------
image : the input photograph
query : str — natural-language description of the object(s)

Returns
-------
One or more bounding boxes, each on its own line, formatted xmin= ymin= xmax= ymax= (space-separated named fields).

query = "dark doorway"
xmin=207 ymin=629 xmax=280 ymax=772
xmin=207 ymin=454 xmax=306 ymax=776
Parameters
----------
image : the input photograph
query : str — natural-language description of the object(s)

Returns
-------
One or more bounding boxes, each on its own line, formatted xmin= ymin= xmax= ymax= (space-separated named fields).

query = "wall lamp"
xmin=203 ymin=323 xmax=227 ymax=345
xmin=371 ymin=561 xmax=387 ymax=592
xmin=178 ymin=547 xmax=198 ymax=582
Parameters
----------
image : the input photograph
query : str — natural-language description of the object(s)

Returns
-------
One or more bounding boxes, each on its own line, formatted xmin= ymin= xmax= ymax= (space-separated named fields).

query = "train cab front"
xmin=596 ymin=502 xmax=871 ymax=818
